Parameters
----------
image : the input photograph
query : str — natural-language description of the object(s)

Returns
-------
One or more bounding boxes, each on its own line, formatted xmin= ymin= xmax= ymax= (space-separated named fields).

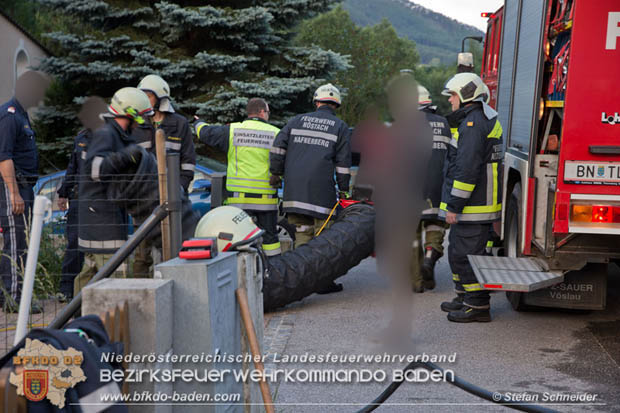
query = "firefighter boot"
xmin=447 ymin=306 xmax=491 ymax=323
xmin=440 ymin=294 xmax=464 ymax=312
xmin=421 ymin=247 xmax=441 ymax=290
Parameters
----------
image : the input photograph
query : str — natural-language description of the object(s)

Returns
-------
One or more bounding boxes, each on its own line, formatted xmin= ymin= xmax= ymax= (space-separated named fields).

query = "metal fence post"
xmin=166 ymin=153 xmax=182 ymax=258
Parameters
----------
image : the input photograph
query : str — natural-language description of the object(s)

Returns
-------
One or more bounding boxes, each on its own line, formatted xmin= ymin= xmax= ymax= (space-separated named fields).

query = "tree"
xmin=295 ymin=6 xmax=419 ymax=125
xmin=31 ymin=0 xmax=349 ymax=170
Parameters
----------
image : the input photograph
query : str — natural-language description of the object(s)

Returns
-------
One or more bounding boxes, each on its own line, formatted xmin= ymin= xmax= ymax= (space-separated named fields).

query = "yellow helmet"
xmin=313 ymin=83 xmax=341 ymax=106
xmin=194 ymin=206 xmax=263 ymax=252
xmin=441 ymin=73 xmax=487 ymax=104
xmin=107 ymin=87 xmax=153 ymax=124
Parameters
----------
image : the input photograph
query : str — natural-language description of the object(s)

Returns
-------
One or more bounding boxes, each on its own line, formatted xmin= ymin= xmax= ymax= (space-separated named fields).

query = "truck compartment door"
xmin=467 ymin=255 xmax=564 ymax=292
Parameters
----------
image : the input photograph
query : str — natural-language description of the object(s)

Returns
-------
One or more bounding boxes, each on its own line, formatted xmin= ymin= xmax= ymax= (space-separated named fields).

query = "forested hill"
xmin=343 ymin=0 xmax=485 ymax=65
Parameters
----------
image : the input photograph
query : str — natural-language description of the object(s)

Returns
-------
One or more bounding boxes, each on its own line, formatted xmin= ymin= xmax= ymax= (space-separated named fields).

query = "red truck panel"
xmin=554 ymin=0 xmax=620 ymax=232
xmin=557 ymin=1 xmax=620 ymax=195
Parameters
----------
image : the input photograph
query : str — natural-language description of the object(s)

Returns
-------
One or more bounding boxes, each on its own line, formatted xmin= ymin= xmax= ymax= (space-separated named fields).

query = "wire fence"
xmin=0 ymin=171 xmax=193 ymax=355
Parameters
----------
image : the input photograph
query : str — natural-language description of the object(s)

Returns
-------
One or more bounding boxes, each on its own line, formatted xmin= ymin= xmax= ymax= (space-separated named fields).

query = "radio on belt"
xmin=179 ymin=238 xmax=218 ymax=260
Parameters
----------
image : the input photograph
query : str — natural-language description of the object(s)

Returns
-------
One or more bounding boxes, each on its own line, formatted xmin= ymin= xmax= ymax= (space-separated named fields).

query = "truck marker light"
xmin=481 ymin=12 xmax=494 ymax=18
xmin=571 ymin=205 xmax=620 ymax=223
xmin=570 ymin=205 xmax=591 ymax=222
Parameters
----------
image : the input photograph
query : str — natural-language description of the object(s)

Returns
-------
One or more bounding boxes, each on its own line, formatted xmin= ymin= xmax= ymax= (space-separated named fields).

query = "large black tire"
xmin=504 ymin=182 xmax=533 ymax=311
xmin=263 ymin=203 xmax=375 ymax=311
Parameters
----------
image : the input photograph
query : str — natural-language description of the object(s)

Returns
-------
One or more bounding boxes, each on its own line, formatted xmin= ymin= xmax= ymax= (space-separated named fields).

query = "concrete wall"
xmin=0 ymin=14 xmax=48 ymax=104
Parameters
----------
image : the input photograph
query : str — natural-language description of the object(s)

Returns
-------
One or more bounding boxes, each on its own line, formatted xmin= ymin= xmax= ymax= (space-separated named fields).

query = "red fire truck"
xmin=468 ymin=0 xmax=620 ymax=310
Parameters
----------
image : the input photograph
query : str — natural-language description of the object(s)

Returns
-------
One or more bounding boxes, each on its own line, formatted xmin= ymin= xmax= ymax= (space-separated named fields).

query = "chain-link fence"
xmin=0 ymin=170 xmax=167 ymax=355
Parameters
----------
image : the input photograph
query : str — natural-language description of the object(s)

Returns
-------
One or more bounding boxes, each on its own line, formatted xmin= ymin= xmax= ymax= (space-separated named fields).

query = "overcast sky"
xmin=411 ymin=0 xmax=505 ymax=31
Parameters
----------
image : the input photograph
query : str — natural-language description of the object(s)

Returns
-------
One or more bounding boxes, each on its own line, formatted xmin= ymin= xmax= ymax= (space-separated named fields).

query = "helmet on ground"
xmin=194 ymin=206 xmax=264 ymax=252
xmin=137 ymin=74 xmax=174 ymax=113
xmin=418 ymin=85 xmax=431 ymax=105
xmin=441 ymin=72 xmax=487 ymax=104
xmin=107 ymin=87 xmax=153 ymax=124
xmin=313 ymin=83 xmax=341 ymax=107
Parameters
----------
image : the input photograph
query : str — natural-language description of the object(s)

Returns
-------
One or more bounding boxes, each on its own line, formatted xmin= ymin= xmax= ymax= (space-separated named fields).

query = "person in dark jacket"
xmin=194 ymin=98 xmax=282 ymax=257
xmin=75 ymin=87 xmax=153 ymax=294
xmin=57 ymin=130 xmax=90 ymax=300
xmin=134 ymin=74 xmax=196 ymax=192
xmin=439 ymin=73 xmax=504 ymax=323
xmin=410 ymin=85 xmax=451 ymax=293
xmin=270 ymin=84 xmax=352 ymax=293
xmin=0 ymin=71 xmax=49 ymax=313
xmin=131 ymin=74 xmax=196 ymax=277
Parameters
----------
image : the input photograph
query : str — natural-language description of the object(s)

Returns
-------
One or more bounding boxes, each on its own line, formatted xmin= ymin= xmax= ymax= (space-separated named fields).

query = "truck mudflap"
xmin=467 ymin=255 xmax=564 ymax=292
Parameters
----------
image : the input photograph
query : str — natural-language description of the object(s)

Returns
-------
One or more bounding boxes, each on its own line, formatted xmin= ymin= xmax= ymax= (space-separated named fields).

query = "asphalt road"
xmin=265 ymin=254 xmax=620 ymax=413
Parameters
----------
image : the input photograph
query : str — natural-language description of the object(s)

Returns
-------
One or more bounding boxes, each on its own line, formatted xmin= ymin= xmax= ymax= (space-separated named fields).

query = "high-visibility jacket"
xmin=196 ymin=118 xmax=280 ymax=211
xmin=440 ymin=103 xmax=504 ymax=223
xmin=269 ymin=106 xmax=351 ymax=219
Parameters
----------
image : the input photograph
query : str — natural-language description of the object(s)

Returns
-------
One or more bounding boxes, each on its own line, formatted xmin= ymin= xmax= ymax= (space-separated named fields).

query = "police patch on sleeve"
xmin=467 ymin=121 xmax=474 ymax=127
xmin=7 ymin=106 xmax=15 ymax=114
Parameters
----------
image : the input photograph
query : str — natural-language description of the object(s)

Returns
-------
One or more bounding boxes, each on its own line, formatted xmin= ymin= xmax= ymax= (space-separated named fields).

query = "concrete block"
xmin=82 ymin=278 xmax=174 ymax=413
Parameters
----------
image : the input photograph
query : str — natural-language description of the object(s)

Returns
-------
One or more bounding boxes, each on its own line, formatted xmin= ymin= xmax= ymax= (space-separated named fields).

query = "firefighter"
xmin=132 ymin=74 xmax=196 ymax=276
xmin=0 ymin=71 xmax=49 ymax=313
xmin=57 ymin=129 xmax=90 ymax=300
xmin=411 ymin=85 xmax=451 ymax=293
xmin=134 ymin=74 xmax=196 ymax=192
xmin=194 ymin=98 xmax=282 ymax=257
xmin=269 ymin=84 xmax=352 ymax=294
xmin=439 ymin=73 xmax=503 ymax=323
xmin=75 ymin=87 xmax=153 ymax=295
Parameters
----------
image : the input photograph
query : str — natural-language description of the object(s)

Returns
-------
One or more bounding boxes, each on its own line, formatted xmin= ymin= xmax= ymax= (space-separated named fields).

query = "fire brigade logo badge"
xmin=598 ymin=166 xmax=606 ymax=177
xmin=23 ymin=370 xmax=48 ymax=402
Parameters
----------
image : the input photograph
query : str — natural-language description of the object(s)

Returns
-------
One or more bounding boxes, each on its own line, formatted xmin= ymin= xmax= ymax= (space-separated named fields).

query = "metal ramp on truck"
xmin=467 ymin=255 xmax=564 ymax=292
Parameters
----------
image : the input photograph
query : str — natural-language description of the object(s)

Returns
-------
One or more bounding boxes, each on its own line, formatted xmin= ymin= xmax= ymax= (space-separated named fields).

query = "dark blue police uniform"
xmin=0 ymin=98 xmax=38 ymax=303
xmin=57 ymin=130 xmax=91 ymax=299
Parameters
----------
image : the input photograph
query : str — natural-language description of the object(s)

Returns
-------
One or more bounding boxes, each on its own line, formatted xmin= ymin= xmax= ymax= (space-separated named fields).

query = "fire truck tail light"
xmin=571 ymin=205 xmax=620 ymax=223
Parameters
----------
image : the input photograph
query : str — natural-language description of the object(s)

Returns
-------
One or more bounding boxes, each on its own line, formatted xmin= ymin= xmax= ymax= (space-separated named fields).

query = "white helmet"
xmin=313 ymin=83 xmax=341 ymax=107
xmin=137 ymin=74 xmax=175 ymax=113
xmin=418 ymin=85 xmax=431 ymax=105
xmin=107 ymin=87 xmax=153 ymax=124
xmin=194 ymin=206 xmax=264 ymax=252
xmin=441 ymin=72 xmax=487 ymax=104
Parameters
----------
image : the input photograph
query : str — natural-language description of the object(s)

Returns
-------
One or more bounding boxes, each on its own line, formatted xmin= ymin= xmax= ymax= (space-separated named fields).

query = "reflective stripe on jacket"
xmin=440 ymin=104 xmax=504 ymax=224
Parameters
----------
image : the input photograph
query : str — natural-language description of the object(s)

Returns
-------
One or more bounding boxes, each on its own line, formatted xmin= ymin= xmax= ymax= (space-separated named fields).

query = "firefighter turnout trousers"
xmin=448 ymin=223 xmax=491 ymax=309
xmin=410 ymin=219 xmax=448 ymax=290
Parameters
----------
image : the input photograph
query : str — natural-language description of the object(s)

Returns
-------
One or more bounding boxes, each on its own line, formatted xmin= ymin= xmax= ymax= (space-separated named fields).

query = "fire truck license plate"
xmin=564 ymin=161 xmax=620 ymax=185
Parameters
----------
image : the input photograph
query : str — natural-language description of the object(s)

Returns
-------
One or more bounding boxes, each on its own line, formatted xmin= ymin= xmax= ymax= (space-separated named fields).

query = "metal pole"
xmin=156 ymin=129 xmax=171 ymax=261
xmin=166 ymin=153 xmax=182 ymax=258
xmin=14 ymin=196 xmax=51 ymax=345
xmin=48 ymin=205 xmax=169 ymax=330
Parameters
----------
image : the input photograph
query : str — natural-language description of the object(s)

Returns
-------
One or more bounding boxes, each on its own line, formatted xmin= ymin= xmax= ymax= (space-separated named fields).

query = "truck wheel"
xmin=504 ymin=183 xmax=532 ymax=311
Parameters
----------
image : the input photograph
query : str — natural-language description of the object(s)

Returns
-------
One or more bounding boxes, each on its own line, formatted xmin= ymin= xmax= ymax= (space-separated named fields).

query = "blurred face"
xmin=449 ymin=92 xmax=461 ymax=112
xmin=144 ymin=91 xmax=158 ymax=109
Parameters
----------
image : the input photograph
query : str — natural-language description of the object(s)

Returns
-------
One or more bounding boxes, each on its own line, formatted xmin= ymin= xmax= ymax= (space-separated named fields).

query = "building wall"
xmin=0 ymin=14 xmax=49 ymax=104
